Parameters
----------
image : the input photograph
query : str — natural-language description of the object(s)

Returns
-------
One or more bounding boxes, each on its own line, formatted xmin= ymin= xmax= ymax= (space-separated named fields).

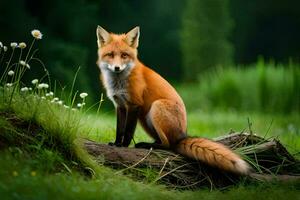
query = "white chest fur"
xmin=98 ymin=60 xmax=135 ymax=107
xmin=101 ymin=69 xmax=131 ymax=107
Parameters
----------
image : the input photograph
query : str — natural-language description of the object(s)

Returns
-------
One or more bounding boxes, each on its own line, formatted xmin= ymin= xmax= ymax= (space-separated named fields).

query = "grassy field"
xmin=0 ymin=86 xmax=299 ymax=199
xmin=0 ymin=35 xmax=299 ymax=199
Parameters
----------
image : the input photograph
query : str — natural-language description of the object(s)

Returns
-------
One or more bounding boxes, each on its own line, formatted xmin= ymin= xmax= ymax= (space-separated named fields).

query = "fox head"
xmin=96 ymin=26 xmax=140 ymax=73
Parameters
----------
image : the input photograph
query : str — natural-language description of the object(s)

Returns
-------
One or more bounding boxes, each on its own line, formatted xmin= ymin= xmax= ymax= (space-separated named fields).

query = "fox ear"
xmin=96 ymin=26 xmax=111 ymax=47
xmin=125 ymin=26 xmax=140 ymax=48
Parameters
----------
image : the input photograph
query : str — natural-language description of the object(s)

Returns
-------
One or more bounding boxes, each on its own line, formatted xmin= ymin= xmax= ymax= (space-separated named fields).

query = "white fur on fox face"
xmin=99 ymin=61 xmax=134 ymax=73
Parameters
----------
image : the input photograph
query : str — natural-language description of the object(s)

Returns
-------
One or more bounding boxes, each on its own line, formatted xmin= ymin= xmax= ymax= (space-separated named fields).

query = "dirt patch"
xmin=0 ymin=111 xmax=43 ymax=148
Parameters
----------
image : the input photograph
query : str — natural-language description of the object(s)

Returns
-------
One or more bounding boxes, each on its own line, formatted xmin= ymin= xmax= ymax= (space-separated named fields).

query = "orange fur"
xmin=96 ymin=26 xmax=250 ymax=175
xmin=176 ymin=138 xmax=250 ymax=174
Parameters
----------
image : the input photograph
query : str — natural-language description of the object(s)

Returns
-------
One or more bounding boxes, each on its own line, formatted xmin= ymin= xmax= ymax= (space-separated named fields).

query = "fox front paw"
xmin=135 ymin=142 xmax=153 ymax=149
xmin=108 ymin=142 xmax=122 ymax=147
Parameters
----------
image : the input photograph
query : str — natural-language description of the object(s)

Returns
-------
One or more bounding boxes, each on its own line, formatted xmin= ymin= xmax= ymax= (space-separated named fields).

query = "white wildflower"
xmin=19 ymin=42 xmax=26 ymax=49
xmin=8 ymin=70 xmax=14 ymax=76
xmin=51 ymin=97 xmax=59 ymax=103
xmin=3 ymin=46 xmax=7 ymax=52
xmin=31 ymin=29 xmax=43 ymax=40
xmin=19 ymin=60 xmax=30 ymax=69
xmin=37 ymin=84 xmax=43 ymax=89
xmin=43 ymin=83 xmax=49 ymax=88
xmin=77 ymin=103 xmax=82 ymax=108
xmin=19 ymin=60 xmax=26 ymax=66
xmin=29 ymin=87 xmax=32 ymax=91
xmin=31 ymin=79 xmax=38 ymax=84
xmin=37 ymin=83 xmax=49 ymax=89
xmin=72 ymin=108 xmax=77 ymax=111
xmin=10 ymin=42 xmax=18 ymax=48
xmin=20 ymin=87 xmax=29 ymax=92
xmin=46 ymin=92 xmax=54 ymax=97
xmin=57 ymin=100 xmax=63 ymax=105
xmin=6 ymin=83 xmax=13 ymax=87
xmin=0 ymin=42 xmax=3 ymax=48
xmin=41 ymin=96 xmax=46 ymax=100
xmin=64 ymin=105 xmax=70 ymax=109
xmin=79 ymin=92 xmax=88 ymax=99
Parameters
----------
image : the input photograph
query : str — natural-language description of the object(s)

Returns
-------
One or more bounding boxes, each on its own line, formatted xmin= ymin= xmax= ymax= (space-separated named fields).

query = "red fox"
xmin=96 ymin=26 xmax=250 ymax=175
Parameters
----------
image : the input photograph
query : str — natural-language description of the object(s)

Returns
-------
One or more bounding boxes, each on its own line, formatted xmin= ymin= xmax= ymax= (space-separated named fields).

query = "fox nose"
xmin=114 ymin=66 xmax=120 ymax=71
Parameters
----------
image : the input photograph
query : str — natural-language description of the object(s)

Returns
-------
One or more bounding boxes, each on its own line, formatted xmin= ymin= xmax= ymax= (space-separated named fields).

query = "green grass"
xmin=0 ymin=34 xmax=299 ymax=199
xmin=0 ymin=85 xmax=300 ymax=199
xmin=0 ymin=150 xmax=183 ymax=200
xmin=177 ymin=59 xmax=300 ymax=114
xmin=0 ymin=90 xmax=183 ymax=199
xmin=1 ymin=149 xmax=300 ymax=200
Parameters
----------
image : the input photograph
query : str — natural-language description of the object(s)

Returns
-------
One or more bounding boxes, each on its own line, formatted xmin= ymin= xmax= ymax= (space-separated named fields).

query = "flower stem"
xmin=25 ymin=38 xmax=36 ymax=63
xmin=0 ymin=48 xmax=15 ymax=84
xmin=13 ymin=49 xmax=23 ymax=84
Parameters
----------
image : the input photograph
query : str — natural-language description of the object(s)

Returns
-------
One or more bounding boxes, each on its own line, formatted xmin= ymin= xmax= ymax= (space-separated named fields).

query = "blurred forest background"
xmin=0 ymin=0 xmax=299 ymax=113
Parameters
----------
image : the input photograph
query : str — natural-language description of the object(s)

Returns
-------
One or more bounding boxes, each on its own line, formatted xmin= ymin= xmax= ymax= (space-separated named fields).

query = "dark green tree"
xmin=181 ymin=0 xmax=233 ymax=81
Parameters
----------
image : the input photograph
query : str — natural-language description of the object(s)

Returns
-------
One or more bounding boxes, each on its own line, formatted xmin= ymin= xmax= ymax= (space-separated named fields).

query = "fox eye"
xmin=121 ymin=53 xmax=129 ymax=59
xmin=105 ymin=52 xmax=114 ymax=58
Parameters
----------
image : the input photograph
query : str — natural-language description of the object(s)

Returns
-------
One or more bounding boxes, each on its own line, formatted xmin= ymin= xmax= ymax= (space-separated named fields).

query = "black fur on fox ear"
xmin=96 ymin=26 xmax=111 ymax=47
xmin=125 ymin=26 xmax=140 ymax=48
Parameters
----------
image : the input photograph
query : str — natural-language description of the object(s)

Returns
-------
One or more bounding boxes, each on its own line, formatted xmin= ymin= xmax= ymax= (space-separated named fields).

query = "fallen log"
xmin=81 ymin=132 xmax=300 ymax=189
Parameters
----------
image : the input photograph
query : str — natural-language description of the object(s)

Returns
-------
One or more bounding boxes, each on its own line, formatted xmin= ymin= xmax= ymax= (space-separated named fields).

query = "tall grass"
xmin=0 ymin=30 xmax=103 ymax=177
xmin=179 ymin=59 xmax=300 ymax=114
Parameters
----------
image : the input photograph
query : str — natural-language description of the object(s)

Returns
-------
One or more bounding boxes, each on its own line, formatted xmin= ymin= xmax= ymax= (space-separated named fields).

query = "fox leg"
xmin=122 ymin=106 xmax=140 ymax=147
xmin=135 ymin=142 xmax=168 ymax=149
xmin=136 ymin=119 xmax=171 ymax=149
xmin=136 ymin=100 xmax=187 ymax=149
xmin=109 ymin=106 xmax=126 ymax=146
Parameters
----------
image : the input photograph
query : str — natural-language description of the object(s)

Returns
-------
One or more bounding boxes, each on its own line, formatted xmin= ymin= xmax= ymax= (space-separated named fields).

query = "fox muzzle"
xmin=99 ymin=61 xmax=134 ymax=73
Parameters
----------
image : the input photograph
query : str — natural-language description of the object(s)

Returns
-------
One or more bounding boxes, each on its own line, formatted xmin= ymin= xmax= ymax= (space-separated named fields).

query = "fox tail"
xmin=175 ymin=137 xmax=250 ymax=175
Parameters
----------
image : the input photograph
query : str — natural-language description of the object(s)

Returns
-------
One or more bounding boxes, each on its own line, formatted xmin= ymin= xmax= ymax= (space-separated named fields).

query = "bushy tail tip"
xmin=176 ymin=137 xmax=251 ymax=175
